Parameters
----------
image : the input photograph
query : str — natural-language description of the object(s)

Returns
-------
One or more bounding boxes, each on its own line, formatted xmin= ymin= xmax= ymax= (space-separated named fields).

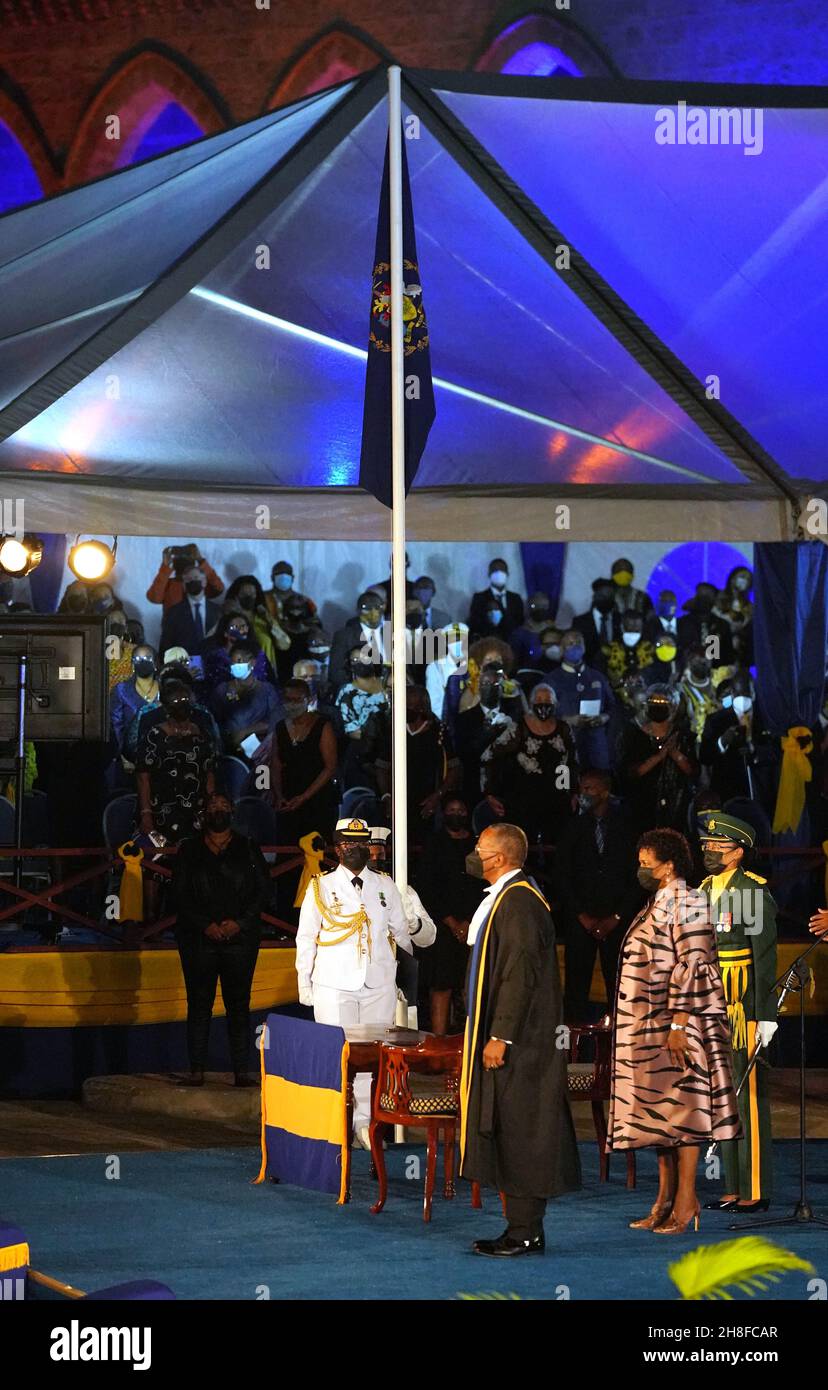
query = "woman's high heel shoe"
xmin=732 ymin=1199 xmax=770 ymax=1213
xmin=653 ymin=1203 xmax=700 ymax=1235
xmin=703 ymin=1196 xmax=739 ymax=1211
xmin=629 ymin=1202 xmax=674 ymax=1230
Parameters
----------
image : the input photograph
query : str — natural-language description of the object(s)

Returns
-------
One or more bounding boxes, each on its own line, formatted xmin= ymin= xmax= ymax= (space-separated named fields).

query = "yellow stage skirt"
xmin=0 ymin=944 xmax=298 ymax=1028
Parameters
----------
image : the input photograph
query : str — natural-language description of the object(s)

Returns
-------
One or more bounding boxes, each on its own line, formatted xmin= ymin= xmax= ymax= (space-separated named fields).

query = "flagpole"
xmin=388 ymin=64 xmax=408 ymax=900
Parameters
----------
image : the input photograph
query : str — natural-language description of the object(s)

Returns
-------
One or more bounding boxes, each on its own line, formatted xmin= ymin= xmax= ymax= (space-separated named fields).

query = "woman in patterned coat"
xmin=607 ymin=828 xmax=740 ymax=1234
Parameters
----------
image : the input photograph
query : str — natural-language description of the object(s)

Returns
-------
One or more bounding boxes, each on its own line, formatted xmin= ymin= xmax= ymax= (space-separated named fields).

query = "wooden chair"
xmin=567 ymin=1019 xmax=636 ymax=1188
xmin=369 ymin=1033 xmax=479 ymax=1221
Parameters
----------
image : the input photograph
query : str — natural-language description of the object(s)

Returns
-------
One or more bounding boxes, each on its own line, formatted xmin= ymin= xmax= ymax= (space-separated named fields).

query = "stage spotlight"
xmin=68 ymin=537 xmax=117 ymax=582
xmin=0 ymin=533 xmax=44 ymax=577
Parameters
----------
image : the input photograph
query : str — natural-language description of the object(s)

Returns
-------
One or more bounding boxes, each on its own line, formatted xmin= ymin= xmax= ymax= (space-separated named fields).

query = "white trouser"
xmin=312 ymin=981 xmax=396 ymax=1129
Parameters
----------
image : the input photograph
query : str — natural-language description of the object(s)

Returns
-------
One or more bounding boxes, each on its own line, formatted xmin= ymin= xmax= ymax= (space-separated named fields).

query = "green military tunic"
xmin=699 ymin=863 xmax=777 ymax=1200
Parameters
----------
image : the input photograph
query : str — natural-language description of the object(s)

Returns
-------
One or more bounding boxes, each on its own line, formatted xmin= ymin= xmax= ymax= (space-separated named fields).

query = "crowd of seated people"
xmin=11 ymin=545 xmax=828 ymax=1016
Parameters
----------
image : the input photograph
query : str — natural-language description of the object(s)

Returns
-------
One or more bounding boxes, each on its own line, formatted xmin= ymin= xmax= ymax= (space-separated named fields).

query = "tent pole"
xmin=388 ymin=65 xmax=408 ymax=900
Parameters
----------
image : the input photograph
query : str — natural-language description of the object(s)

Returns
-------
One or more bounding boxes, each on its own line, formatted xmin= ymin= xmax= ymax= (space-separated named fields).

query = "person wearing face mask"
xmin=269 ymin=679 xmax=338 ymax=844
xmin=619 ymin=684 xmax=698 ymax=835
xmin=699 ymin=677 xmax=767 ymax=804
xmin=714 ymin=566 xmax=754 ymax=667
xmin=644 ymin=588 xmax=680 ymax=644
xmin=508 ymin=591 xmax=553 ymax=669
xmin=133 ymin=664 xmax=222 ymax=766
xmin=372 ymin=686 xmax=460 ymax=846
xmin=335 ymin=649 xmax=388 ymax=792
xmin=639 ymin=630 xmax=681 ymax=688
xmin=415 ymin=794 xmax=485 ymax=1034
xmin=329 ymin=591 xmax=387 ymax=695
xmin=160 ymin=564 xmax=223 ymax=657
xmin=368 ymin=549 xmax=415 ymax=608
xmin=213 ymin=642 xmax=282 ymax=758
xmin=677 ymin=582 xmax=734 ymax=667
xmin=295 ymin=818 xmax=413 ymax=1147
xmin=201 ymin=612 xmax=275 ymax=692
xmin=224 ymin=574 xmax=289 ymax=674
xmin=468 ymin=558 xmax=525 ymax=642
xmin=604 ymin=611 xmax=655 ymax=707
xmin=554 ymin=768 xmax=643 ymax=1022
xmin=58 ymin=579 xmax=91 ymax=616
xmin=147 ymin=544 xmax=224 ymax=610
xmin=171 ymin=789 xmax=271 ymax=1087
xmin=425 ymin=622 xmax=469 ymax=722
xmin=411 ymin=574 xmax=449 ymax=631
xmin=136 ymin=678 xmax=215 ymax=857
xmin=548 ymin=628 xmax=615 ymax=770
xmin=609 ymin=557 xmax=653 ymax=620
xmin=608 ymin=827 xmax=740 ymax=1235
xmin=292 ymin=656 xmax=339 ymax=729
xmin=697 ymin=813 xmax=778 ymax=1213
xmin=263 ymin=559 xmax=318 ymax=629
xmin=111 ymin=644 xmax=160 ymax=756
xmin=537 ymin=625 xmax=564 ymax=675
xmin=367 ymin=826 xmax=437 ymax=950
xmin=480 ymin=682 xmax=577 ymax=846
xmin=573 ymin=578 xmax=620 ymax=665
xmin=461 ymin=822 xmax=581 ymax=1257
xmin=678 ymin=645 xmax=721 ymax=745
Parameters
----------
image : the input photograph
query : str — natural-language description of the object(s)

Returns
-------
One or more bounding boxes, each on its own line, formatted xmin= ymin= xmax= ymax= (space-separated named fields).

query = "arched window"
xmin=0 ymin=120 xmax=42 ymax=212
xmin=476 ymin=13 xmax=611 ymax=78
xmin=268 ymin=28 xmax=382 ymax=107
xmin=128 ymin=100 xmax=203 ymax=165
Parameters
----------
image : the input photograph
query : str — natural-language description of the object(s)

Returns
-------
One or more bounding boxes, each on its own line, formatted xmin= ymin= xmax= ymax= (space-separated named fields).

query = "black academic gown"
xmin=460 ymin=873 xmax=582 ymax=1199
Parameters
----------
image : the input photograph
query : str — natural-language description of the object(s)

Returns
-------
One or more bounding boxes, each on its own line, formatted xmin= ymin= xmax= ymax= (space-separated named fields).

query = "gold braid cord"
xmin=312 ymin=877 xmax=372 ymax=960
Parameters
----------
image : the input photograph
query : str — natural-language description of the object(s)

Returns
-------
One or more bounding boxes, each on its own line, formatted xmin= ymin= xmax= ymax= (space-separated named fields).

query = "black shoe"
xmin=703 ymin=1197 xmax=739 ymax=1211
xmin=472 ymin=1232 xmax=545 ymax=1257
xmin=732 ymin=1199 xmax=770 ymax=1213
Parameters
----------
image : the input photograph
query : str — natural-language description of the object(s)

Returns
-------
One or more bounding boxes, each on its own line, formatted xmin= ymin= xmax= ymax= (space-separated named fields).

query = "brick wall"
xmin=0 ymin=0 xmax=825 ymax=194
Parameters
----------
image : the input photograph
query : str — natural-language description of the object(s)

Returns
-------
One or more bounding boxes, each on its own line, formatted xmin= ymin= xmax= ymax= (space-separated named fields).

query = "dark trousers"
xmin=177 ymin=934 xmax=260 ymax=1075
xmin=504 ymin=1194 xmax=546 ymax=1240
xmin=564 ymin=918 xmax=622 ymax=1022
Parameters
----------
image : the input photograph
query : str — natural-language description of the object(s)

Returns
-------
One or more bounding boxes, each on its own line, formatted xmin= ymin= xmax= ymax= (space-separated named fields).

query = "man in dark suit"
xmin=159 ymin=564 xmax=222 ymax=656
xmin=468 ymin=557 xmax=524 ymax=642
xmin=329 ymin=590 xmax=386 ymax=695
xmin=555 ymin=769 xmax=643 ymax=1022
xmin=699 ymin=676 xmax=772 ymax=807
xmin=572 ymin=577 xmax=618 ymax=666
xmin=462 ymin=822 xmax=581 ymax=1256
xmin=677 ymin=582 xmax=734 ymax=666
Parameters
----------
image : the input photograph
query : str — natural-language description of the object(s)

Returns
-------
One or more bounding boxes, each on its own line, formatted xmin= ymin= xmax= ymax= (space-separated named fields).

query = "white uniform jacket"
xmin=296 ymin=863 xmax=412 ymax=993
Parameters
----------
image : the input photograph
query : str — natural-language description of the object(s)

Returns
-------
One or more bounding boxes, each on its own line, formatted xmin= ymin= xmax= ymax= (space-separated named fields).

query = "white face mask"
xmin=489 ymin=571 xmax=507 ymax=589
xmin=622 ymin=631 xmax=641 ymax=647
xmin=449 ymin=641 xmax=465 ymax=660
xmin=734 ymin=576 xmax=750 ymax=592
xmin=721 ymin=694 xmax=733 ymax=709
xmin=732 ymin=695 xmax=753 ymax=716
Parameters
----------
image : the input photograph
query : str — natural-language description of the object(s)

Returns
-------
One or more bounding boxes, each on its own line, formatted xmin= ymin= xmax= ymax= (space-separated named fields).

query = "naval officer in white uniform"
xmin=296 ymin=817 xmax=412 ymax=1145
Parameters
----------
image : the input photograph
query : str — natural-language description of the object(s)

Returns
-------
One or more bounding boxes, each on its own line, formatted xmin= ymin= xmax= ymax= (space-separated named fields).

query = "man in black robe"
xmin=460 ymin=823 xmax=581 ymax=1256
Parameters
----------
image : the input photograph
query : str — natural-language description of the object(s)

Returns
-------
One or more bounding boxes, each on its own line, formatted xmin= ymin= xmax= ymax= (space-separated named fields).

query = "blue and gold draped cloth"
xmin=255 ymin=1013 xmax=350 ymax=1203
xmin=459 ymin=876 xmax=549 ymax=1163
xmin=0 ymin=1220 xmax=29 ymax=1297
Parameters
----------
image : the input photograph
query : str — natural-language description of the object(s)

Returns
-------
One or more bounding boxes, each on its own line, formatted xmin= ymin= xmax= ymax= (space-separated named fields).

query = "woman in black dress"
xmin=415 ymin=793 xmax=485 ymax=1033
xmin=480 ymin=682 xmax=578 ymax=845
xmin=269 ymin=678 xmax=338 ymax=844
xmin=136 ymin=679 xmax=215 ymax=845
xmin=619 ymin=686 xmax=698 ymax=835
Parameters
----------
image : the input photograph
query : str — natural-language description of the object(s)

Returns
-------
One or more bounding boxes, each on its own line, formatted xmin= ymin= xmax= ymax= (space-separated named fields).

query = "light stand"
xmin=12 ymin=652 xmax=27 ymax=893
xmin=734 ymin=934 xmax=828 ymax=1231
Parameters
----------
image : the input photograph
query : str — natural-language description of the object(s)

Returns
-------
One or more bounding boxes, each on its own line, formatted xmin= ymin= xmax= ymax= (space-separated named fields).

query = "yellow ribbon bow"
xmin=117 ymin=841 xmax=145 ymax=922
xmin=294 ymin=830 xmax=325 ymax=907
xmin=772 ymin=726 xmax=813 ymax=835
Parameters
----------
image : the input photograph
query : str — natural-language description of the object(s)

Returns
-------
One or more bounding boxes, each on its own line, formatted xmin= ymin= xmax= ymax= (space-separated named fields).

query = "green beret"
xmin=697 ymin=811 xmax=755 ymax=849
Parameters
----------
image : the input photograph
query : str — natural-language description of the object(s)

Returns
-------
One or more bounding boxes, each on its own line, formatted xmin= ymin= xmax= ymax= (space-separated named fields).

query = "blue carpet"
xmin=4 ymin=1142 xmax=826 ymax=1300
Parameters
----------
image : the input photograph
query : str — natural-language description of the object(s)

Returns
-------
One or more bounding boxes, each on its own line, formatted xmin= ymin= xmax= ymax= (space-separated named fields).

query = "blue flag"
xmin=359 ymin=129 xmax=435 ymax=508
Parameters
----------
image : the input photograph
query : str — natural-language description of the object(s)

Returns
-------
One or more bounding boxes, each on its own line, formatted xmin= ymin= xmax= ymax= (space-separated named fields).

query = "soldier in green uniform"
xmin=697 ymin=812 xmax=778 ymax=1212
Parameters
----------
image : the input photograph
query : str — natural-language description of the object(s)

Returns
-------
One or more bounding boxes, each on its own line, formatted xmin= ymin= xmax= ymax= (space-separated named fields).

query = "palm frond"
xmin=669 ymin=1236 xmax=814 ymax=1301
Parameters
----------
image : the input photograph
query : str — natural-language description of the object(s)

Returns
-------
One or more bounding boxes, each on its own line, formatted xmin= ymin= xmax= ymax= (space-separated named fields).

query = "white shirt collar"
xmin=467 ymin=867 xmax=521 ymax=944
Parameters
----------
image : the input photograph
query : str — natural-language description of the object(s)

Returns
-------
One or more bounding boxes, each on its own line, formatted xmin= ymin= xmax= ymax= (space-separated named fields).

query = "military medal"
xmin=717 ymin=912 xmax=733 ymax=934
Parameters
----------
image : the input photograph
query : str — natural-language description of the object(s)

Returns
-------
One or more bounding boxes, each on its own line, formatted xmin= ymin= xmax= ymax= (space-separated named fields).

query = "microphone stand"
xmin=734 ymin=932 xmax=827 ymax=1231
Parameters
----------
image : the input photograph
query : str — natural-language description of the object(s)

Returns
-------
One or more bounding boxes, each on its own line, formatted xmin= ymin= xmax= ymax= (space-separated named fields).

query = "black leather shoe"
xmin=703 ymin=1197 xmax=739 ymax=1211
xmin=472 ymin=1233 xmax=545 ymax=1257
xmin=732 ymin=1199 xmax=770 ymax=1213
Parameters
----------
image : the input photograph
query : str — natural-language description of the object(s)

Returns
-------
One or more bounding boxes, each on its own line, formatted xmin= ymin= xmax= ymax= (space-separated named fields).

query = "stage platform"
xmin=2 ymin=1140 xmax=825 ymax=1301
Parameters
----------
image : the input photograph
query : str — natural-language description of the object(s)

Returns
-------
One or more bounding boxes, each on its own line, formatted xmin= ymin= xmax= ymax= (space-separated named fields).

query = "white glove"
xmin=756 ymin=1021 xmax=778 ymax=1047
xmin=298 ymin=984 xmax=314 ymax=1009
